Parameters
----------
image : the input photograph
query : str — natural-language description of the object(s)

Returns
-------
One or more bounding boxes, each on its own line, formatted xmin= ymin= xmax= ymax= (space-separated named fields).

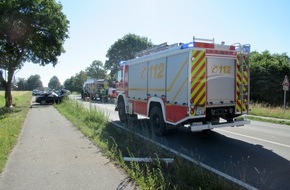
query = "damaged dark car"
xmin=35 ymin=89 xmax=70 ymax=105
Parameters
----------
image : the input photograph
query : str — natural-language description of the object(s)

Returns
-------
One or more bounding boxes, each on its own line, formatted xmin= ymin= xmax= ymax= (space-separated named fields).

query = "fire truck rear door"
xmin=207 ymin=57 xmax=235 ymax=106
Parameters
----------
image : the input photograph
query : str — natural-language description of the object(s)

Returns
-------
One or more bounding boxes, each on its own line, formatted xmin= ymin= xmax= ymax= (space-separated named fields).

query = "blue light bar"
xmin=180 ymin=42 xmax=194 ymax=49
xmin=243 ymin=45 xmax=250 ymax=53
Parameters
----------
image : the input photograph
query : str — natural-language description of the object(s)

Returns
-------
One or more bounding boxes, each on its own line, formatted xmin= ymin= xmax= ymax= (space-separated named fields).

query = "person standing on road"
xmin=100 ymin=87 xmax=105 ymax=102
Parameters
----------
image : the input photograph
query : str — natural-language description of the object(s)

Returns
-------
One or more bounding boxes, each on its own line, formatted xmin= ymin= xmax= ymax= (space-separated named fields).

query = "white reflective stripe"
xmin=190 ymin=120 xmax=250 ymax=132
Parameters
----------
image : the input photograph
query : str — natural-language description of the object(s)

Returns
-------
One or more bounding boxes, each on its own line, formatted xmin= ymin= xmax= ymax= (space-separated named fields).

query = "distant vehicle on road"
xmin=32 ymin=89 xmax=44 ymax=96
xmin=108 ymin=87 xmax=117 ymax=99
xmin=35 ymin=89 xmax=70 ymax=105
xmin=82 ymin=78 xmax=108 ymax=101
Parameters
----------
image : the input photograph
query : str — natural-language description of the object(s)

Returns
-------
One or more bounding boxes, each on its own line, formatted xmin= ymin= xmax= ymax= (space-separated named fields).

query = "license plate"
xmin=196 ymin=107 xmax=205 ymax=115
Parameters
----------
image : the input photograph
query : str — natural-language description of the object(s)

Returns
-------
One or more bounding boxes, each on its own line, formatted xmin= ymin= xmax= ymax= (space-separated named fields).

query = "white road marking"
xmin=217 ymin=129 xmax=290 ymax=149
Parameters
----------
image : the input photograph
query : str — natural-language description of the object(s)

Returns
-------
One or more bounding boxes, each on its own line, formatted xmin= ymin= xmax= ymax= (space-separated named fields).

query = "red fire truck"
xmin=115 ymin=36 xmax=250 ymax=135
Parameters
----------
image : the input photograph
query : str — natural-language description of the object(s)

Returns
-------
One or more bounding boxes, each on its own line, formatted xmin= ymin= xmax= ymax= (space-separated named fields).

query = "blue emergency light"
xmin=243 ymin=45 xmax=251 ymax=53
xmin=180 ymin=42 xmax=194 ymax=49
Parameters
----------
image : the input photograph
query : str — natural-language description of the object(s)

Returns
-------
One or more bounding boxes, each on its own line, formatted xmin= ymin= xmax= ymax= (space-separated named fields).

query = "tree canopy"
xmin=0 ymin=0 xmax=69 ymax=67
xmin=105 ymin=33 xmax=153 ymax=79
xmin=26 ymin=74 xmax=42 ymax=90
xmin=64 ymin=71 xmax=87 ymax=92
xmin=48 ymin=76 xmax=61 ymax=90
xmin=250 ymin=51 xmax=290 ymax=105
xmin=0 ymin=0 xmax=69 ymax=107
xmin=16 ymin=77 xmax=27 ymax=90
xmin=86 ymin=60 xmax=106 ymax=79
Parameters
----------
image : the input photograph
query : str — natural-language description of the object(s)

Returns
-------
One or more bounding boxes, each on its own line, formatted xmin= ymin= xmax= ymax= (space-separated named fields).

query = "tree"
xmin=86 ymin=60 xmax=106 ymax=79
xmin=64 ymin=77 xmax=74 ymax=92
xmin=64 ymin=71 xmax=87 ymax=93
xmin=17 ymin=77 xmax=27 ymax=90
xmin=48 ymin=76 xmax=61 ymax=89
xmin=27 ymin=74 xmax=42 ymax=90
xmin=105 ymin=33 xmax=153 ymax=80
xmin=250 ymin=51 xmax=290 ymax=105
xmin=0 ymin=0 xmax=69 ymax=107
xmin=73 ymin=71 xmax=87 ymax=92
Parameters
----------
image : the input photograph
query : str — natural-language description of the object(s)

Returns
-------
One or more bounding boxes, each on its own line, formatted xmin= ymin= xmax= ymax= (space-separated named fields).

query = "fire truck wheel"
xmin=118 ymin=100 xmax=128 ymax=123
xmin=149 ymin=106 xmax=167 ymax=136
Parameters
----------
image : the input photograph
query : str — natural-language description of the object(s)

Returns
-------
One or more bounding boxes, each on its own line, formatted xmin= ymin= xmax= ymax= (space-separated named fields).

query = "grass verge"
xmin=55 ymin=99 xmax=240 ymax=190
xmin=0 ymin=91 xmax=32 ymax=173
xmin=249 ymin=103 xmax=290 ymax=125
xmin=250 ymin=103 xmax=290 ymax=119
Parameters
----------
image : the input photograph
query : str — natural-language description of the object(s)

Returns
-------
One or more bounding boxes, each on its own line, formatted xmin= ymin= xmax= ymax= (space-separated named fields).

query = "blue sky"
xmin=16 ymin=0 xmax=290 ymax=87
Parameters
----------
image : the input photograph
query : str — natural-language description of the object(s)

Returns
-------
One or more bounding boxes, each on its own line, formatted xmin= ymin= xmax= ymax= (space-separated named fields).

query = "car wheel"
xmin=40 ymin=100 xmax=46 ymax=105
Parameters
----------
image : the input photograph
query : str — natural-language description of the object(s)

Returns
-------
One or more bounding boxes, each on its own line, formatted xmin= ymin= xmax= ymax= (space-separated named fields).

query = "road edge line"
xmin=111 ymin=121 xmax=258 ymax=190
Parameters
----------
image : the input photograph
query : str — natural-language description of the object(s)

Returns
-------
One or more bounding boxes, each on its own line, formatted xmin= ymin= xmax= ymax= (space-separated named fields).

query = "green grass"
xmin=55 ymin=99 xmax=239 ymax=190
xmin=249 ymin=103 xmax=290 ymax=125
xmin=250 ymin=103 xmax=290 ymax=119
xmin=0 ymin=91 xmax=32 ymax=173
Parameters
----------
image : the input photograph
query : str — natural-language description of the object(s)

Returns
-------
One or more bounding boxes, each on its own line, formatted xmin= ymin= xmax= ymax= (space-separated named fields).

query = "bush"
xmin=250 ymin=51 xmax=290 ymax=105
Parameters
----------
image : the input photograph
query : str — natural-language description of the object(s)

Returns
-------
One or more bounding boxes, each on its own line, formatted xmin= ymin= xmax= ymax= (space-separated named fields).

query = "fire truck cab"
xmin=115 ymin=36 xmax=250 ymax=135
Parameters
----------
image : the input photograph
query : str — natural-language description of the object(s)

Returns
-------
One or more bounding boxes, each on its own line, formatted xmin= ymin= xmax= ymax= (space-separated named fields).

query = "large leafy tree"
xmin=64 ymin=71 xmax=87 ymax=92
xmin=63 ymin=76 xmax=74 ymax=92
xmin=26 ymin=74 xmax=42 ymax=90
xmin=48 ymin=75 xmax=61 ymax=90
xmin=73 ymin=71 xmax=88 ymax=92
xmin=105 ymin=33 xmax=153 ymax=80
xmin=86 ymin=60 xmax=106 ymax=79
xmin=0 ymin=0 xmax=69 ymax=107
xmin=17 ymin=77 xmax=27 ymax=90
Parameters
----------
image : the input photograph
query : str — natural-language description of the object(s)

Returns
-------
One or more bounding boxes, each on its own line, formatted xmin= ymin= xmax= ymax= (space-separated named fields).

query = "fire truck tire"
xmin=149 ymin=106 xmax=167 ymax=136
xmin=118 ymin=100 xmax=128 ymax=123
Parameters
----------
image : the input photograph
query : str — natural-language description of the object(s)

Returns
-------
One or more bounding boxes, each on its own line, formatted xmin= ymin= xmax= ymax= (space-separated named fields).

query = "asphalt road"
xmin=75 ymin=96 xmax=290 ymax=190
xmin=0 ymin=104 xmax=137 ymax=190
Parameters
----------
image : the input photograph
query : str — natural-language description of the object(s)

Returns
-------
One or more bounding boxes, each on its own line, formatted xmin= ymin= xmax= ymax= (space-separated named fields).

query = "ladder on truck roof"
xmin=135 ymin=36 xmax=216 ymax=58
xmin=135 ymin=42 xmax=181 ymax=58
xmin=193 ymin=36 xmax=215 ymax=43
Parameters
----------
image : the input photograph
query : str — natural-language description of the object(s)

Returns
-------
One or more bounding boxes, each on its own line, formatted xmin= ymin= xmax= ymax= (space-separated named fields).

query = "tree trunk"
xmin=5 ymin=82 xmax=13 ymax=107
xmin=7 ymin=69 xmax=15 ymax=107
xmin=2 ymin=69 xmax=15 ymax=108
